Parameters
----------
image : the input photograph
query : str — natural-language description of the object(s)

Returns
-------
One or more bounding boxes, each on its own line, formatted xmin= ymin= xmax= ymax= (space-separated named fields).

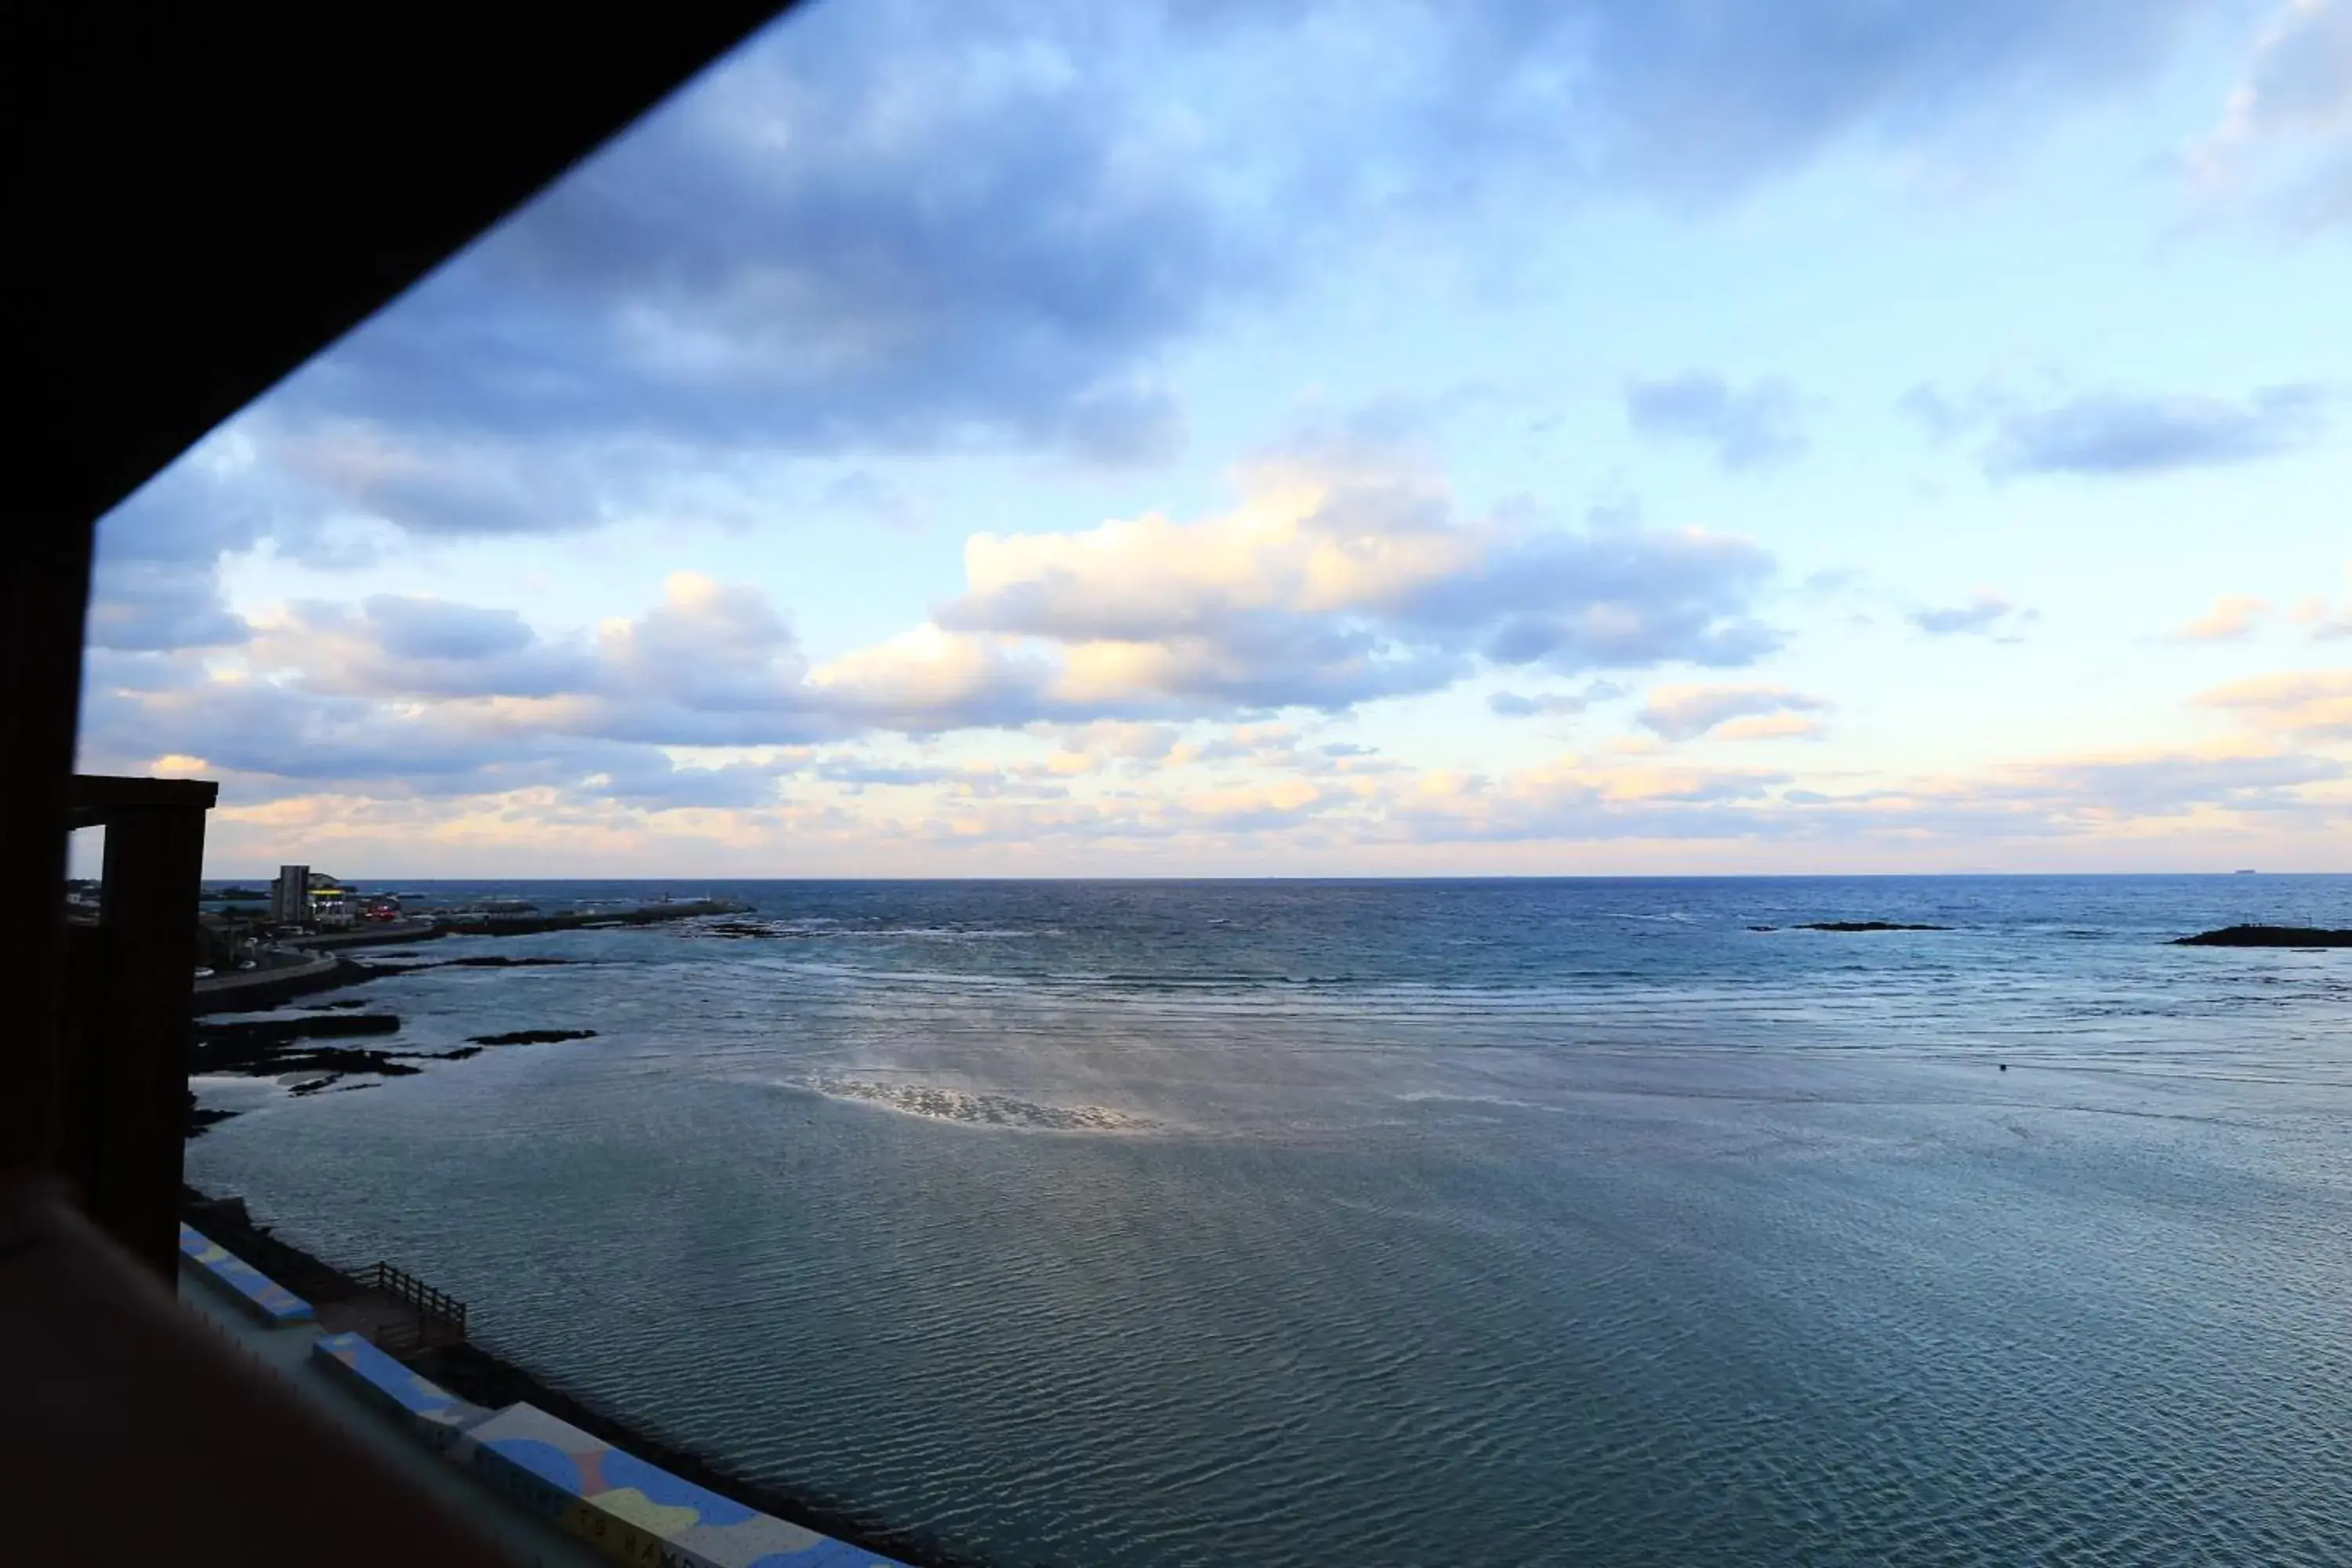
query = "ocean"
xmin=187 ymin=877 xmax=2352 ymax=1566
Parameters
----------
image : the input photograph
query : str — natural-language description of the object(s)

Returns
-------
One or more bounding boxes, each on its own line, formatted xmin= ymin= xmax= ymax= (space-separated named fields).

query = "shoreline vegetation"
xmin=177 ymin=1186 xmax=964 ymax=1568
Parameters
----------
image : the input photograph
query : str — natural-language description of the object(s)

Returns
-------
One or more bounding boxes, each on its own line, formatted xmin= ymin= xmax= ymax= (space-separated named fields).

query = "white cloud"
xmin=1624 ymin=372 xmax=1806 ymax=470
xmin=937 ymin=457 xmax=1781 ymax=710
xmin=2191 ymin=0 xmax=2352 ymax=227
xmin=1489 ymin=680 xmax=1625 ymax=719
xmin=2171 ymin=594 xmax=2271 ymax=642
xmin=1910 ymin=592 xmax=2033 ymax=638
xmin=2198 ymin=669 xmax=2352 ymax=738
xmin=1637 ymin=684 xmax=1830 ymax=742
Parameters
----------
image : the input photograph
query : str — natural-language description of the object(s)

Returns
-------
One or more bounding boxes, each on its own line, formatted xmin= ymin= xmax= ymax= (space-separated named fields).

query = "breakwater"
xmin=430 ymin=897 xmax=748 ymax=936
xmin=193 ymin=953 xmax=363 ymax=1014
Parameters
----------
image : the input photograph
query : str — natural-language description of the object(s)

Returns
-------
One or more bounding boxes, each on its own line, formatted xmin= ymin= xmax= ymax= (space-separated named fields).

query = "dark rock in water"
xmin=359 ymin=953 xmax=579 ymax=976
xmin=1748 ymin=924 xmax=1779 ymax=932
xmin=282 ymin=1047 xmax=422 ymax=1079
xmin=466 ymin=1028 xmax=597 ymax=1047
xmin=300 ymin=999 xmax=368 ymax=1011
xmin=185 ymin=1088 xmax=241 ymax=1138
xmin=1795 ymin=921 xmax=1951 ymax=932
xmin=275 ymin=1046 xmax=425 ymax=1096
xmin=2174 ymin=925 xmax=2352 ymax=948
xmin=199 ymin=1013 xmax=401 ymax=1045
xmin=183 ymin=1193 xmax=253 ymax=1232
xmin=192 ymin=1013 xmax=424 ymax=1092
xmin=194 ymin=1013 xmax=401 ymax=1073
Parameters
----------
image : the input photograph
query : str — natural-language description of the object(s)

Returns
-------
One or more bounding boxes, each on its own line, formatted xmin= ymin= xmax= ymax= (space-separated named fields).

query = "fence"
xmin=360 ymin=1260 xmax=467 ymax=1350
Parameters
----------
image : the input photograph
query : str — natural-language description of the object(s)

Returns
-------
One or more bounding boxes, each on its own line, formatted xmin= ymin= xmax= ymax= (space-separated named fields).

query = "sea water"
xmin=188 ymin=877 xmax=2352 ymax=1566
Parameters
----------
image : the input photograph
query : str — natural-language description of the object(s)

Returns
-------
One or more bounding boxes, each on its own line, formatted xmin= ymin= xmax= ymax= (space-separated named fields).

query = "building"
xmin=270 ymin=864 xmax=312 ymax=925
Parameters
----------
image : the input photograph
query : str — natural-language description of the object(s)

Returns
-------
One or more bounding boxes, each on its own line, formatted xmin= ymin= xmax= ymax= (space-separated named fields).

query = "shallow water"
xmin=191 ymin=877 xmax=2352 ymax=1566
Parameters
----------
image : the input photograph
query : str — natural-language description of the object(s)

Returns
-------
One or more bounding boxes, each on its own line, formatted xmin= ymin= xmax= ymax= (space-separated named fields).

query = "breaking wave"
xmin=806 ymin=1077 xmax=1155 ymax=1132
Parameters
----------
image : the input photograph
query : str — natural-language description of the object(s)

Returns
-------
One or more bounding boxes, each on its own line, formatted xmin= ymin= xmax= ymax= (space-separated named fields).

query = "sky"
xmin=79 ymin=0 xmax=2352 ymax=877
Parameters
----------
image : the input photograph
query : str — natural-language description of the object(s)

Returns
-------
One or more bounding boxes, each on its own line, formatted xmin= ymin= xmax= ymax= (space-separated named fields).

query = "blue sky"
xmin=82 ymin=0 xmax=2352 ymax=876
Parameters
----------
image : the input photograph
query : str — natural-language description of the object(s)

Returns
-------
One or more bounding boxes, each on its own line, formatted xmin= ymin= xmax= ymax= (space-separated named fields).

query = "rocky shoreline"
xmin=192 ymin=897 xmax=742 ymax=1015
xmin=187 ymin=953 xmax=609 ymax=1129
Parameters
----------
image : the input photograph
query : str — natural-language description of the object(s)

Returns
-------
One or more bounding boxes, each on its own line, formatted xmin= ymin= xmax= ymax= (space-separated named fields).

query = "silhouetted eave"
xmin=12 ymin=2 xmax=792 ymax=527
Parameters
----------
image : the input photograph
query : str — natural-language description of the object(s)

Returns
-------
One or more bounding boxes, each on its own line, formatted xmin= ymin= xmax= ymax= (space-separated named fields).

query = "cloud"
xmin=1489 ymin=680 xmax=1626 ymax=718
xmin=2299 ymin=610 xmax=2352 ymax=641
xmin=804 ymin=624 xmax=1064 ymax=732
xmin=245 ymin=600 xmax=597 ymax=701
xmin=2171 ymin=594 xmax=2271 ymax=642
xmin=85 ymin=440 xmax=1789 ymax=811
xmin=365 ymin=597 xmax=535 ymax=662
xmin=2198 ymin=669 xmax=2352 ymax=739
xmin=85 ymin=453 xmax=272 ymax=652
xmin=1636 ymin=684 xmax=1829 ymax=742
xmin=1383 ymin=753 xmax=1795 ymax=844
xmin=1991 ymin=746 xmax=2345 ymax=817
xmin=1984 ymin=385 xmax=2331 ymax=475
xmin=103 ymin=0 xmax=2252 ymax=563
xmin=821 ymin=470 xmax=920 ymax=532
xmin=286 ymin=3 xmax=1245 ymax=470
xmin=2190 ymin=0 xmax=2352 ymax=227
xmin=2283 ymin=575 xmax=2352 ymax=639
xmin=1624 ymin=373 xmax=1805 ymax=470
xmin=1895 ymin=384 xmax=1974 ymax=442
xmin=583 ymin=757 xmax=791 ymax=811
xmin=2215 ymin=1 xmax=2352 ymax=145
xmin=84 ymin=557 xmax=250 ymax=653
xmin=1541 ymin=0 xmax=2217 ymax=200
xmin=935 ymin=458 xmax=1782 ymax=711
xmin=1910 ymin=592 xmax=2031 ymax=637
xmin=1715 ymin=713 xmax=1828 ymax=742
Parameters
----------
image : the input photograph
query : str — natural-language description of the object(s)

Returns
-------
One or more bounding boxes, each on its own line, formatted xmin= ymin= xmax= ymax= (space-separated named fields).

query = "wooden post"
xmin=66 ymin=775 xmax=217 ymax=1281
xmin=0 ymin=522 xmax=96 ymax=1175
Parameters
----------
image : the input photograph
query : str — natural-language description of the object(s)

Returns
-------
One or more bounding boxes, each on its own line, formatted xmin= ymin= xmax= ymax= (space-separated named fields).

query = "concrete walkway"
xmin=176 ymin=1264 xmax=606 ymax=1568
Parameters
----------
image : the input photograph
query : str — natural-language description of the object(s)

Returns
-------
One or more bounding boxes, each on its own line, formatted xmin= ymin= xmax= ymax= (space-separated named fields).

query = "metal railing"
xmin=361 ymin=1260 xmax=467 ymax=1341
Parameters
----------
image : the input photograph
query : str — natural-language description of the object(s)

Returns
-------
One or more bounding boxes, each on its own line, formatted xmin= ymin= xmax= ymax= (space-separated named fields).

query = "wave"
xmin=804 ymin=1076 xmax=1156 ymax=1132
xmin=680 ymin=918 xmax=1046 ymax=942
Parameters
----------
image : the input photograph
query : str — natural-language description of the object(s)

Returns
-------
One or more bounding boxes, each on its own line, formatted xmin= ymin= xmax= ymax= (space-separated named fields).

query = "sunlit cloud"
xmin=1636 ymin=685 xmax=1831 ymax=742
xmin=2198 ymin=669 xmax=2352 ymax=739
xmin=2171 ymin=594 xmax=2272 ymax=642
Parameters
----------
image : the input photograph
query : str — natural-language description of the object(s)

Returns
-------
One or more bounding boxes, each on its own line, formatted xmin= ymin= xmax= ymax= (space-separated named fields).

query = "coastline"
xmin=191 ymin=897 xmax=748 ymax=1016
xmin=181 ymin=1185 xmax=970 ymax=1568
xmin=193 ymin=953 xmax=370 ymax=1015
